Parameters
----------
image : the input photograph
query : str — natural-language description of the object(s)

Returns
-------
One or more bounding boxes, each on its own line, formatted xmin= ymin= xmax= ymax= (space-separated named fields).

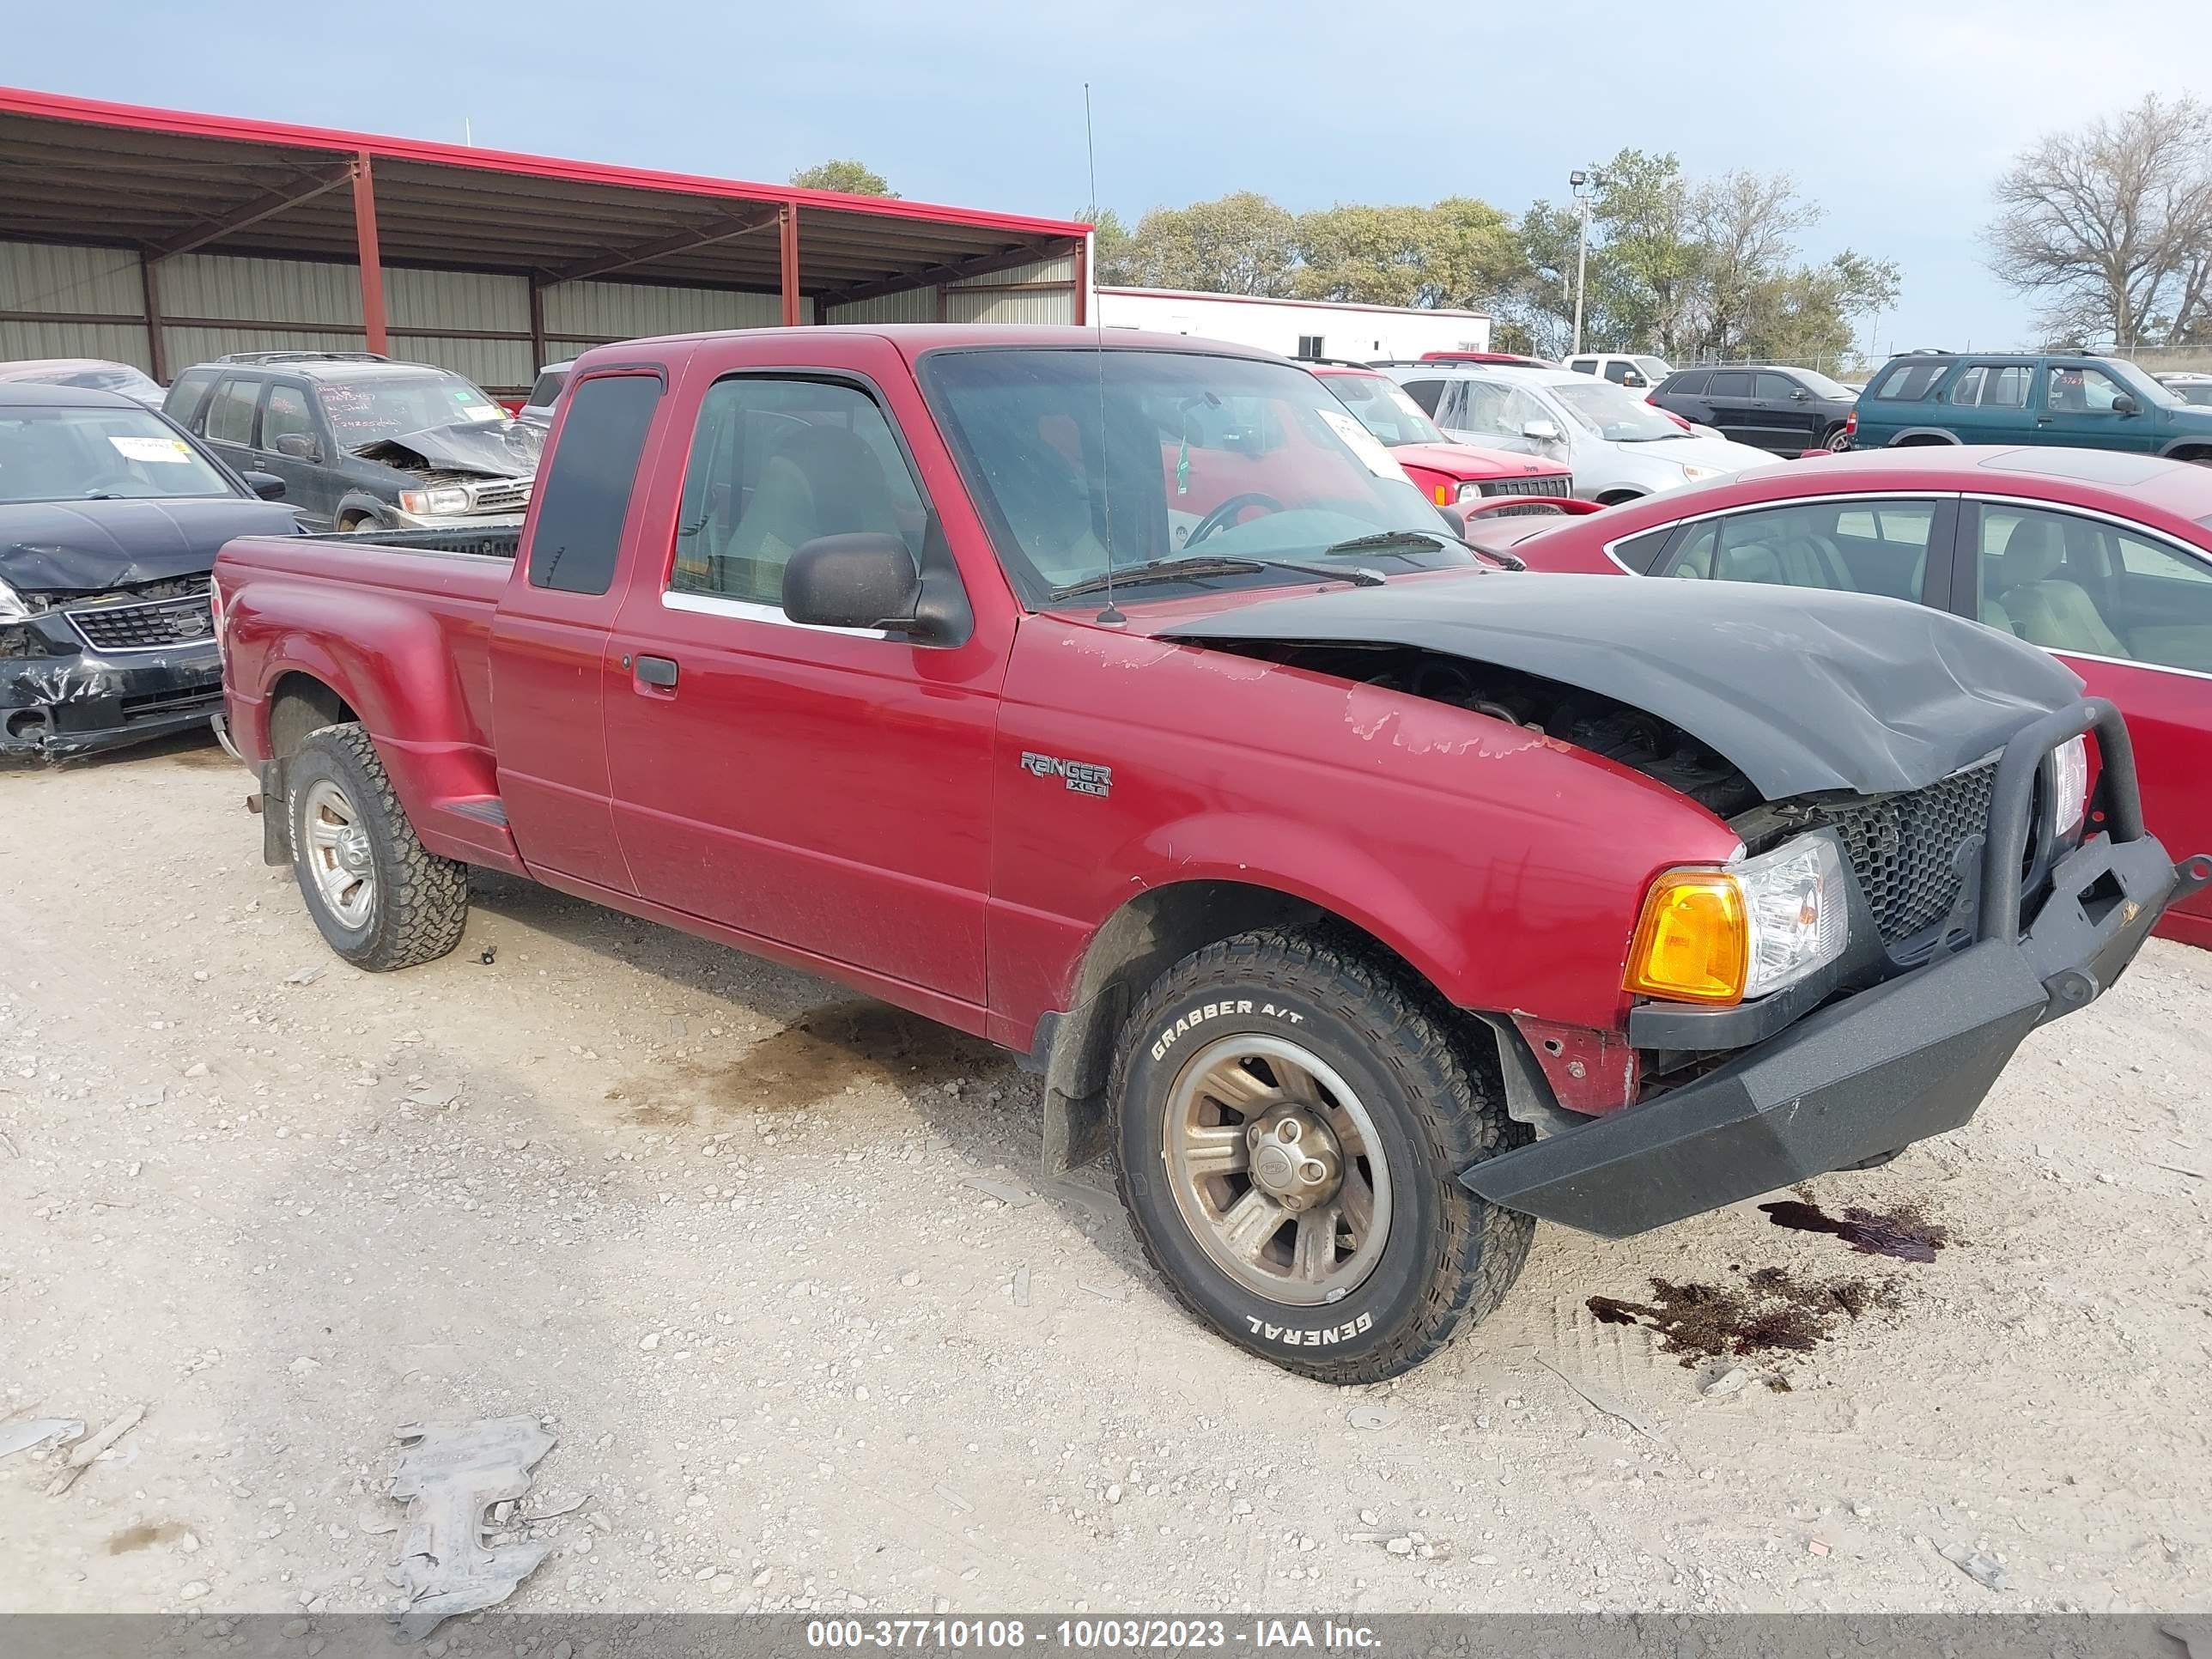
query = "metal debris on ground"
xmin=962 ymin=1172 xmax=1036 ymax=1206
xmin=0 ymin=1415 xmax=82 ymax=1461
xmin=385 ymin=1416 xmax=556 ymax=1639
xmin=1346 ymin=1404 xmax=1392 ymax=1431
xmin=283 ymin=966 xmax=325 ymax=987
xmin=1536 ymin=1355 xmax=1674 ymax=1453
xmin=44 ymin=1403 xmax=144 ymax=1494
xmin=1940 ymin=1543 xmax=2010 ymax=1591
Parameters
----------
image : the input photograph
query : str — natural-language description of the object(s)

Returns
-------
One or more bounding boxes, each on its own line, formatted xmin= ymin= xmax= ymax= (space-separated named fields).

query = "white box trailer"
xmin=1094 ymin=286 xmax=1491 ymax=362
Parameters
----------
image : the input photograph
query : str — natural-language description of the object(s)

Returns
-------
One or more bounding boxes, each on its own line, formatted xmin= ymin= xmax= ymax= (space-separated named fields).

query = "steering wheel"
xmin=1184 ymin=492 xmax=1285 ymax=548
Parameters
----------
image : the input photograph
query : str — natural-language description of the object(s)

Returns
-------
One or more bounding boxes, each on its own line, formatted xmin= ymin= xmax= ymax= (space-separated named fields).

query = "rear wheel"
xmin=1110 ymin=927 xmax=1534 ymax=1382
xmin=1821 ymin=423 xmax=1851 ymax=453
xmin=288 ymin=723 xmax=468 ymax=970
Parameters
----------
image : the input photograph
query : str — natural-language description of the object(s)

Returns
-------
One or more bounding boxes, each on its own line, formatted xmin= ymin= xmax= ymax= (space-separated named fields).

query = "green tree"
xmin=1111 ymin=191 xmax=1298 ymax=295
xmin=1291 ymin=204 xmax=1433 ymax=305
xmin=1513 ymin=149 xmax=1898 ymax=364
xmin=1086 ymin=206 xmax=1137 ymax=284
xmin=790 ymin=160 xmax=897 ymax=197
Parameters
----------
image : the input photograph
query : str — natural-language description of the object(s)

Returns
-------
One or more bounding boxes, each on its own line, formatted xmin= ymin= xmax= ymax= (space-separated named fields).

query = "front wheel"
xmin=1110 ymin=928 xmax=1534 ymax=1382
xmin=288 ymin=722 xmax=469 ymax=970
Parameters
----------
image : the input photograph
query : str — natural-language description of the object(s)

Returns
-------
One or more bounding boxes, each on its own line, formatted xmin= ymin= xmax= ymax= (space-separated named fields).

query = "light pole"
xmin=1570 ymin=167 xmax=1605 ymax=356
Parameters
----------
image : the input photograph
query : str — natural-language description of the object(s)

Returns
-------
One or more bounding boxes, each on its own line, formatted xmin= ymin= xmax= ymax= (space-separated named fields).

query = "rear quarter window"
xmin=165 ymin=368 xmax=220 ymax=429
xmin=1663 ymin=370 xmax=1709 ymax=396
xmin=1870 ymin=361 xmax=1948 ymax=401
xmin=526 ymin=373 xmax=664 ymax=595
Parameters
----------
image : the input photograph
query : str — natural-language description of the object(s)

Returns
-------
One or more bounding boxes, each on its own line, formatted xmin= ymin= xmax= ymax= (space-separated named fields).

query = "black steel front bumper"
xmin=1 ymin=620 xmax=223 ymax=760
xmin=1462 ymin=699 xmax=2211 ymax=1237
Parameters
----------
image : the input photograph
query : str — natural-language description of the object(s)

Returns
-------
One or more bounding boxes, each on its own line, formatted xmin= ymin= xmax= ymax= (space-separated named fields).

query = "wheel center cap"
xmin=337 ymin=829 xmax=371 ymax=875
xmin=1246 ymin=1109 xmax=1343 ymax=1212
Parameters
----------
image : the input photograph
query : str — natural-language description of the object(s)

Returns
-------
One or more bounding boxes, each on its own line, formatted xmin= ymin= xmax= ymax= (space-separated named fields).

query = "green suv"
xmin=1850 ymin=352 xmax=2212 ymax=460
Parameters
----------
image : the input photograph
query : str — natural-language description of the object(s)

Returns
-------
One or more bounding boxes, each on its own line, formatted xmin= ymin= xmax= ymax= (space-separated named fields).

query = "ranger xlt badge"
xmin=1021 ymin=751 xmax=1112 ymax=798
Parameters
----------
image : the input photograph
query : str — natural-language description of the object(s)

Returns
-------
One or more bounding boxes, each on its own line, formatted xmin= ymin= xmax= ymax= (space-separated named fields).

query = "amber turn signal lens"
xmin=1624 ymin=871 xmax=1747 ymax=1005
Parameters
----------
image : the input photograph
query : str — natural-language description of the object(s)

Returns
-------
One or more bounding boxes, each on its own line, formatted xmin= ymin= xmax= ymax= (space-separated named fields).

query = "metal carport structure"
xmin=0 ymin=88 xmax=1091 ymax=395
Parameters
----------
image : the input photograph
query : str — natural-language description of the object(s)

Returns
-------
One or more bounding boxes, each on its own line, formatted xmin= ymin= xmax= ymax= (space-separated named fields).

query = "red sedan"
xmin=1489 ymin=446 xmax=2212 ymax=946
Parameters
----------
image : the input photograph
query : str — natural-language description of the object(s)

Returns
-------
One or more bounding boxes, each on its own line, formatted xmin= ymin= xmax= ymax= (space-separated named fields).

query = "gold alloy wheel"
xmin=1160 ymin=1033 xmax=1393 ymax=1305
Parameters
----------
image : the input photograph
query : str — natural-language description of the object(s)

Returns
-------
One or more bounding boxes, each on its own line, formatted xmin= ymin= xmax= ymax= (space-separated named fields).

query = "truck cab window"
xmin=671 ymin=377 xmax=927 ymax=610
xmin=526 ymin=373 xmax=662 ymax=595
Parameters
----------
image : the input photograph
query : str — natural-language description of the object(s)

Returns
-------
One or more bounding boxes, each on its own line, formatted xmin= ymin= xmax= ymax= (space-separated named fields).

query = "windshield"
xmin=1322 ymin=373 xmax=1448 ymax=447
xmin=1548 ymin=379 xmax=1685 ymax=441
xmin=922 ymin=349 xmax=1469 ymax=601
xmin=321 ymin=373 xmax=511 ymax=447
xmin=1632 ymin=356 xmax=1673 ymax=381
xmin=2105 ymin=359 xmax=2179 ymax=408
xmin=1792 ymin=368 xmax=1856 ymax=399
xmin=0 ymin=405 xmax=235 ymax=504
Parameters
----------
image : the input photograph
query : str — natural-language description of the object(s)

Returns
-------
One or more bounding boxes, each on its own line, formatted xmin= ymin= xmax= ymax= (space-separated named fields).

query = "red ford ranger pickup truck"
xmin=210 ymin=325 xmax=2203 ymax=1382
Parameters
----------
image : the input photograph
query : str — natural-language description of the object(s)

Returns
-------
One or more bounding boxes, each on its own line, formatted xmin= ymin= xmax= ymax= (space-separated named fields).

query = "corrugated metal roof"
xmin=0 ymin=86 xmax=1089 ymax=304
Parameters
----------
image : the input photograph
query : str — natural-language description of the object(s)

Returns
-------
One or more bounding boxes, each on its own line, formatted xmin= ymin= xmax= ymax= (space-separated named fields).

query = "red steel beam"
xmin=1071 ymin=234 xmax=1088 ymax=326
xmin=351 ymin=152 xmax=387 ymax=356
xmin=779 ymin=204 xmax=801 ymax=326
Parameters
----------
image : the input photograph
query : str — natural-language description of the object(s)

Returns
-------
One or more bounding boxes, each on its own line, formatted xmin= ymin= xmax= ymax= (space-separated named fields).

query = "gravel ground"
xmin=3 ymin=732 xmax=2209 ymax=1620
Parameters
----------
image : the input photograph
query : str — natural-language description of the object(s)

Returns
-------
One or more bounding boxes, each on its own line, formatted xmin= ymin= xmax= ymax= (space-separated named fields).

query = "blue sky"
xmin=12 ymin=0 xmax=2212 ymax=355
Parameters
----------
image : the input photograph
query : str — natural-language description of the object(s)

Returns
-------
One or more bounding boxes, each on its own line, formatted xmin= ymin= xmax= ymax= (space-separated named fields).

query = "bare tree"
xmin=1986 ymin=94 xmax=2212 ymax=347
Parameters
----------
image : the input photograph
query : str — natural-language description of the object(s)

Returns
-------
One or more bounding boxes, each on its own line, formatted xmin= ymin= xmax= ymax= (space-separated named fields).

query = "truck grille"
xmin=1477 ymin=474 xmax=1573 ymax=515
xmin=66 ymin=590 xmax=216 ymax=653
xmin=1814 ymin=761 xmax=2000 ymax=945
xmin=469 ymin=478 xmax=532 ymax=514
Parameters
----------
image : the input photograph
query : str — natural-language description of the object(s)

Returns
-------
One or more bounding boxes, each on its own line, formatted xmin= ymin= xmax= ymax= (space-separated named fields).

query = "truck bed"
xmin=214 ymin=532 xmax=519 ymax=869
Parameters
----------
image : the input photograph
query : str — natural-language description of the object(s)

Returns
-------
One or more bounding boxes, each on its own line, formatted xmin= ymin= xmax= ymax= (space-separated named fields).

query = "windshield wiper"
xmin=1322 ymin=529 xmax=1453 ymax=556
xmin=1329 ymin=525 xmax=1526 ymax=572
xmin=1050 ymin=554 xmax=1385 ymax=600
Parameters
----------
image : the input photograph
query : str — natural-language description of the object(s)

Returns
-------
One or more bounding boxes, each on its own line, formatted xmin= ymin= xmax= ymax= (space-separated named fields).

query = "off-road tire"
xmin=288 ymin=722 xmax=468 ymax=970
xmin=1109 ymin=927 xmax=1534 ymax=1382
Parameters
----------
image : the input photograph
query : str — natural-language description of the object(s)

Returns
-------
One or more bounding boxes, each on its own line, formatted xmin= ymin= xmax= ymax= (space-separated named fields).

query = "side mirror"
xmin=2113 ymin=393 xmax=2140 ymax=416
xmin=1793 ymin=388 xmax=1814 ymax=401
xmin=272 ymin=433 xmax=319 ymax=461
xmin=1622 ymin=372 xmax=1648 ymax=388
xmin=1522 ymin=419 xmax=1564 ymax=443
xmin=1438 ymin=507 xmax=1469 ymax=539
xmin=782 ymin=533 xmax=924 ymax=635
xmin=242 ymin=471 xmax=287 ymax=501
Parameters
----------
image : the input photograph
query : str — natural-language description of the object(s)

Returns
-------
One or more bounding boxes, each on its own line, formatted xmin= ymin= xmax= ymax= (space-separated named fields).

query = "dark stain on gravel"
xmin=1586 ymin=1267 xmax=1901 ymax=1367
xmin=1759 ymin=1198 xmax=1952 ymax=1262
xmin=106 ymin=1522 xmax=191 ymax=1553
xmin=623 ymin=1000 xmax=1006 ymax=1126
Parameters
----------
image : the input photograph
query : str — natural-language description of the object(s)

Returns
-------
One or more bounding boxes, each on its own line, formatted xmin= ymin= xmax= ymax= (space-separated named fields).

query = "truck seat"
xmin=720 ymin=425 xmax=901 ymax=595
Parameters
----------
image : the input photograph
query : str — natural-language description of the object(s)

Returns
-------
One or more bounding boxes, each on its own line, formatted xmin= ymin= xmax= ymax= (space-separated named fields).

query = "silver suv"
xmin=1381 ymin=363 xmax=1772 ymax=504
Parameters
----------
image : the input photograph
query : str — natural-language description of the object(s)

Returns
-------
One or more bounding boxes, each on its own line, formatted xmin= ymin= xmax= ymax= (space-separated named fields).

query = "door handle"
xmin=635 ymin=654 xmax=679 ymax=688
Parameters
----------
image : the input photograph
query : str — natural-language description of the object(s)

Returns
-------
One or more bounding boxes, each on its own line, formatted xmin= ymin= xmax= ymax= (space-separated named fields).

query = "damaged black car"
xmin=163 ymin=352 xmax=540 ymax=535
xmin=1 ymin=383 xmax=301 ymax=760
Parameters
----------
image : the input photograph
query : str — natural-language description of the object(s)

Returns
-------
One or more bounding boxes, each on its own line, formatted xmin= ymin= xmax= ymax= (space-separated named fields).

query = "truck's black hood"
xmin=1153 ymin=569 xmax=2085 ymax=799
xmin=0 ymin=496 xmax=301 ymax=592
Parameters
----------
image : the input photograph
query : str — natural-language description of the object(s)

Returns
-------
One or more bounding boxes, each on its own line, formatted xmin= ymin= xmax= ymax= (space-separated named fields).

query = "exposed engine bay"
xmin=1217 ymin=640 xmax=1760 ymax=817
